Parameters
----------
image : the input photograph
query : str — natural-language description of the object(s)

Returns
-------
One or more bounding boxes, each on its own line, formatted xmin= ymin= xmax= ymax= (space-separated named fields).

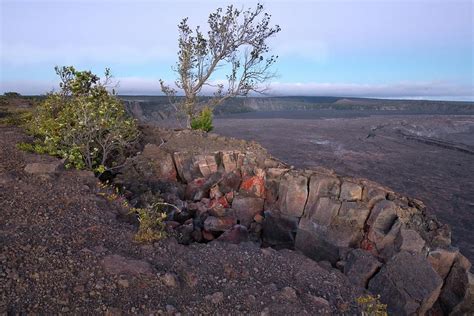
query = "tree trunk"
xmin=186 ymin=115 xmax=192 ymax=129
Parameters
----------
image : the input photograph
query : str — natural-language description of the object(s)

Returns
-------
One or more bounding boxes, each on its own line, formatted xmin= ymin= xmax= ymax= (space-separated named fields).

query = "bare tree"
xmin=161 ymin=3 xmax=281 ymax=127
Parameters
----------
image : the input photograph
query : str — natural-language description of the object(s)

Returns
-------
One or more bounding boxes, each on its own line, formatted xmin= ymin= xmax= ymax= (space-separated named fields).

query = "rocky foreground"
xmin=1 ymin=124 xmax=473 ymax=315
xmin=116 ymin=126 xmax=474 ymax=315
xmin=1 ymin=125 xmax=364 ymax=314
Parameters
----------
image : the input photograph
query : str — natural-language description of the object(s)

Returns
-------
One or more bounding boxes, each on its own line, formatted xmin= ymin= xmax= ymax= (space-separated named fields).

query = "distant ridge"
xmin=120 ymin=95 xmax=474 ymax=119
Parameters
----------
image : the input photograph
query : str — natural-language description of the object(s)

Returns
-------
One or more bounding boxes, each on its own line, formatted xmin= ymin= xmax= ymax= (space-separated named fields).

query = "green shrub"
xmin=132 ymin=203 xmax=167 ymax=243
xmin=356 ymin=295 xmax=388 ymax=316
xmin=190 ymin=106 xmax=213 ymax=132
xmin=27 ymin=66 xmax=139 ymax=172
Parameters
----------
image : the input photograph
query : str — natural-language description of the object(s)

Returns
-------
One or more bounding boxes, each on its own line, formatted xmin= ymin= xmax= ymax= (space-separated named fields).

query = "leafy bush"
xmin=356 ymin=295 xmax=388 ymax=316
xmin=132 ymin=203 xmax=167 ymax=243
xmin=27 ymin=66 xmax=139 ymax=172
xmin=190 ymin=106 xmax=213 ymax=132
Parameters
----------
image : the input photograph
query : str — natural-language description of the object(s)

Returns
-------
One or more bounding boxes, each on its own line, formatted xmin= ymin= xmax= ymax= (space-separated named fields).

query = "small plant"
xmin=97 ymin=182 xmax=168 ymax=243
xmin=190 ymin=106 xmax=213 ymax=132
xmin=132 ymin=203 xmax=167 ymax=243
xmin=356 ymin=295 xmax=388 ymax=316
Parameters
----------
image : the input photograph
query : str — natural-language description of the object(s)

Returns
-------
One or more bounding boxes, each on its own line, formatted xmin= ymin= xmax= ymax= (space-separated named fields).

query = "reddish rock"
xmin=173 ymin=152 xmax=200 ymax=183
xmin=210 ymin=196 xmax=229 ymax=209
xmin=240 ymin=175 xmax=265 ymax=198
xmin=185 ymin=178 xmax=207 ymax=201
xmin=202 ymin=230 xmax=215 ymax=241
xmin=208 ymin=196 xmax=230 ymax=217
xmin=220 ymin=151 xmax=238 ymax=173
xmin=240 ymin=153 xmax=260 ymax=178
xmin=204 ymin=216 xmax=237 ymax=232
xmin=194 ymin=154 xmax=218 ymax=178
xmin=218 ymin=171 xmax=242 ymax=194
xmin=209 ymin=185 xmax=223 ymax=199
xmin=217 ymin=225 xmax=249 ymax=244
xmin=141 ymin=144 xmax=177 ymax=181
xmin=231 ymin=195 xmax=264 ymax=227
xmin=253 ymin=213 xmax=264 ymax=224
xmin=225 ymin=191 xmax=234 ymax=203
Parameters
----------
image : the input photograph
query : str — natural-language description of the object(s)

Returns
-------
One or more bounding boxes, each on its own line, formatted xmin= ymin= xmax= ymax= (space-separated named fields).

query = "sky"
xmin=1 ymin=0 xmax=473 ymax=100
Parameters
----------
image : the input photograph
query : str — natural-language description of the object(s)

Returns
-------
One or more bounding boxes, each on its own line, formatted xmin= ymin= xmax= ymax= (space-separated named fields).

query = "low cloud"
xmin=268 ymin=81 xmax=474 ymax=99
xmin=2 ymin=77 xmax=472 ymax=101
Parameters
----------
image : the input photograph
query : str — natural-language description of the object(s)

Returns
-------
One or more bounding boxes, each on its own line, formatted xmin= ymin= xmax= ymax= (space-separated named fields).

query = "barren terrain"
xmin=214 ymin=112 xmax=474 ymax=264
xmin=0 ymin=124 xmax=363 ymax=314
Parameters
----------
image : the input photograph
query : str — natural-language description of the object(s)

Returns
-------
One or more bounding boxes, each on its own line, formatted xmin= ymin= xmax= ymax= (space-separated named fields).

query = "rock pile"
xmin=116 ymin=143 xmax=473 ymax=315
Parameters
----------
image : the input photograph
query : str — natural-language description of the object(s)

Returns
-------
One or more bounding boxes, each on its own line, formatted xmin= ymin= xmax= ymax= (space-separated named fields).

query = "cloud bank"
xmin=2 ymin=77 xmax=472 ymax=101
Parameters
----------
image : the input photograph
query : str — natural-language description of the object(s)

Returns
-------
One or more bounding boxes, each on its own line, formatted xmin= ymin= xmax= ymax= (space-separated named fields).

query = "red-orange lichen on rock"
xmin=240 ymin=175 xmax=266 ymax=198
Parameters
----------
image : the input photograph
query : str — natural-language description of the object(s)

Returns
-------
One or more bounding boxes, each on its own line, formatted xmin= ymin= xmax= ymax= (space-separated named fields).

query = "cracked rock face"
xmin=368 ymin=251 xmax=443 ymax=315
xmin=278 ymin=171 xmax=308 ymax=217
xmin=118 ymin=143 xmax=474 ymax=315
xmin=343 ymin=249 xmax=382 ymax=289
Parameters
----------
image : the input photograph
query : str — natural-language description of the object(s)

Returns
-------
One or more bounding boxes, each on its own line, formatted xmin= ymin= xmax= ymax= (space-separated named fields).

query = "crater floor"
xmin=214 ymin=112 xmax=474 ymax=264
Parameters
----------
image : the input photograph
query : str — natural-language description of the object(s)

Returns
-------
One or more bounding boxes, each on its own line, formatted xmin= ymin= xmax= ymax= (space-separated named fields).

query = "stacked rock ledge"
xmin=115 ymin=142 xmax=473 ymax=315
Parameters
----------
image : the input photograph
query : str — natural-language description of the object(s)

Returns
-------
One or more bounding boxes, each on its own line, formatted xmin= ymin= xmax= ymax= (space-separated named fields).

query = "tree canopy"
xmin=161 ymin=3 xmax=280 ymax=127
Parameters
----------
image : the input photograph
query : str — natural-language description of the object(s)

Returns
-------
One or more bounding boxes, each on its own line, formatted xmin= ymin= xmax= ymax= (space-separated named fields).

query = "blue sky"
xmin=1 ymin=0 xmax=473 ymax=100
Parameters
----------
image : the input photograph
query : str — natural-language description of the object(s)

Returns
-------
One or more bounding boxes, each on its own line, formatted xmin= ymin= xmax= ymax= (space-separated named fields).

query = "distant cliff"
xmin=121 ymin=96 xmax=474 ymax=123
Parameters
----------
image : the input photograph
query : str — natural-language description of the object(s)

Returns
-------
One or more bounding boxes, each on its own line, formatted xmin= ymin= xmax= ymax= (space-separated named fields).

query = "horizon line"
xmin=7 ymin=94 xmax=474 ymax=103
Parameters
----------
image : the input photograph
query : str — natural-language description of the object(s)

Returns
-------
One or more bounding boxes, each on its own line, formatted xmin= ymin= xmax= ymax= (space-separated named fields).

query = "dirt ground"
xmin=214 ymin=113 xmax=474 ymax=265
xmin=0 ymin=124 xmax=363 ymax=315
